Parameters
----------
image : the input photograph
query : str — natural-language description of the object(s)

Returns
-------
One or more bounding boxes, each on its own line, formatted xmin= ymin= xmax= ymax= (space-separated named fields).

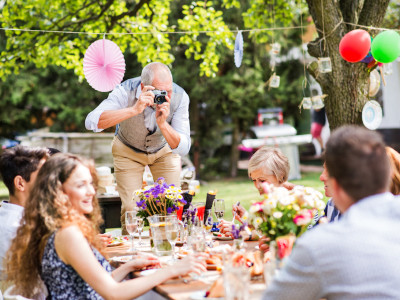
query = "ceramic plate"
xmin=362 ymin=100 xmax=382 ymax=130
xmin=107 ymin=241 xmax=124 ymax=247
xmin=110 ymin=255 xmax=134 ymax=263
xmin=212 ymin=235 xmax=233 ymax=241
xmin=140 ymin=269 xmax=158 ymax=276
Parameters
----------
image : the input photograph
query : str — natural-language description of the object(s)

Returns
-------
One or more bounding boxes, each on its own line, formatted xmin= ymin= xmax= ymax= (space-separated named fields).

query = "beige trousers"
xmin=112 ymin=136 xmax=181 ymax=234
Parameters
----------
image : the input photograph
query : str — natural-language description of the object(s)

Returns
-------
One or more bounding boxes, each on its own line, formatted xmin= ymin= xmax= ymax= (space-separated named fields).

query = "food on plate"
xmin=107 ymin=236 xmax=129 ymax=247
xmin=212 ymin=232 xmax=232 ymax=239
xmin=205 ymin=255 xmax=222 ymax=271
xmin=206 ymin=277 xmax=224 ymax=298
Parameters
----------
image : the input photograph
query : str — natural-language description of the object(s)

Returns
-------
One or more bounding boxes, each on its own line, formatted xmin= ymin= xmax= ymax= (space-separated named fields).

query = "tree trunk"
xmin=230 ymin=117 xmax=240 ymax=177
xmin=306 ymin=0 xmax=390 ymax=130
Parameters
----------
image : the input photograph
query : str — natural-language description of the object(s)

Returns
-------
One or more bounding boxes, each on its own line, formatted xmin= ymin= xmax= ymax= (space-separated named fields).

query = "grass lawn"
xmin=0 ymin=181 xmax=7 ymax=200
xmin=193 ymin=172 xmax=325 ymax=221
xmin=0 ymin=172 xmax=326 ymax=222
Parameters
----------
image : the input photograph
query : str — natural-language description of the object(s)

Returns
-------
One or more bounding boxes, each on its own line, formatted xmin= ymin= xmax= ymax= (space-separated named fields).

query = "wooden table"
xmin=105 ymin=237 xmax=267 ymax=300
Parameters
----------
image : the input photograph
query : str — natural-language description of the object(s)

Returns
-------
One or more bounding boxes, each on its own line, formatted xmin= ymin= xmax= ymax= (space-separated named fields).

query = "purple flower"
xmin=167 ymin=207 xmax=173 ymax=214
xmin=231 ymin=223 xmax=247 ymax=239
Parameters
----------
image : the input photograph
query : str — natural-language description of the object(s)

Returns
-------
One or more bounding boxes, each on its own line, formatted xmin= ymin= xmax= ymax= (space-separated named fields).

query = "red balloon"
xmin=339 ymin=29 xmax=371 ymax=63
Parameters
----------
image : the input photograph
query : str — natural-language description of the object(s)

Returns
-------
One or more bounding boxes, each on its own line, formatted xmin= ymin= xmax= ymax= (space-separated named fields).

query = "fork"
xmin=232 ymin=201 xmax=240 ymax=223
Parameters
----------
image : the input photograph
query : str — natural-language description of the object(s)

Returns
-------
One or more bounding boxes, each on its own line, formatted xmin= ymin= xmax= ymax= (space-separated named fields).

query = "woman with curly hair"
xmin=386 ymin=146 xmax=400 ymax=195
xmin=4 ymin=153 xmax=205 ymax=299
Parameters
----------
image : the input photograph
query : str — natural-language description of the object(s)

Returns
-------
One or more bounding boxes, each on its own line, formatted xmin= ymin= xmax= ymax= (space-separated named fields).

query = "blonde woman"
xmin=5 ymin=153 xmax=205 ymax=299
xmin=218 ymin=147 xmax=294 ymax=235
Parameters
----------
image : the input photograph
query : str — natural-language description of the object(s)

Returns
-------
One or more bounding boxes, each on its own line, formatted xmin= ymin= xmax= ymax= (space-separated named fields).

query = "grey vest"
xmin=117 ymin=77 xmax=184 ymax=154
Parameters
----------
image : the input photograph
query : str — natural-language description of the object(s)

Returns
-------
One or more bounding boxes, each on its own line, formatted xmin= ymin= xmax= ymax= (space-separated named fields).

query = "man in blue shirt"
xmin=85 ymin=62 xmax=190 ymax=233
xmin=263 ymin=125 xmax=400 ymax=300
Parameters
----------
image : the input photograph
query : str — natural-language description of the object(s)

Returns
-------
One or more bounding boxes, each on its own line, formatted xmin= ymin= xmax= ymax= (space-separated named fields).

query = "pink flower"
xmin=293 ymin=209 xmax=313 ymax=226
xmin=261 ymin=182 xmax=273 ymax=195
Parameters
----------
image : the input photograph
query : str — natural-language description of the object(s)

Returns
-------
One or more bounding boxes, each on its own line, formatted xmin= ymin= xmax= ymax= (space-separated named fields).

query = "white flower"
xmin=315 ymin=199 xmax=326 ymax=210
xmin=249 ymin=204 xmax=261 ymax=214
xmin=273 ymin=211 xmax=283 ymax=219
xmin=253 ymin=217 xmax=263 ymax=228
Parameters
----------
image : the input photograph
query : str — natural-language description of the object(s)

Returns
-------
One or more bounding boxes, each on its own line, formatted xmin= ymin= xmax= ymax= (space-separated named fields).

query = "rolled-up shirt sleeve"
xmin=85 ymin=85 xmax=129 ymax=132
xmin=170 ymin=91 xmax=191 ymax=156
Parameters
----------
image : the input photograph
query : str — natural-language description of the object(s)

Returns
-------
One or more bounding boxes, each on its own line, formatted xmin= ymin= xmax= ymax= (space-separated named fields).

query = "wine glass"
xmin=136 ymin=218 xmax=144 ymax=246
xmin=125 ymin=211 xmax=138 ymax=252
xmin=213 ymin=198 xmax=225 ymax=222
xmin=166 ymin=219 xmax=179 ymax=261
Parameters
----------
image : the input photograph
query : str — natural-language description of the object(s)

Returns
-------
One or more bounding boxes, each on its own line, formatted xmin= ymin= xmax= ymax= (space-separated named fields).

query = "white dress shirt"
xmin=263 ymin=192 xmax=400 ymax=300
xmin=85 ymin=83 xmax=191 ymax=156
xmin=0 ymin=201 xmax=24 ymax=279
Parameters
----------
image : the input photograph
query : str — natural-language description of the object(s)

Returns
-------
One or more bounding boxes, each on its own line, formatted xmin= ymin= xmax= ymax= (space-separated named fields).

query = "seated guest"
xmin=318 ymin=146 xmax=400 ymax=226
xmin=386 ymin=146 xmax=400 ymax=195
xmin=0 ymin=146 xmax=49 ymax=283
xmin=315 ymin=162 xmax=340 ymax=225
xmin=4 ymin=153 xmax=205 ymax=299
xmin=218 ymin=147 xmax=295 ymax=237
xmin=263 ymin=125 xmax=400 ymax=300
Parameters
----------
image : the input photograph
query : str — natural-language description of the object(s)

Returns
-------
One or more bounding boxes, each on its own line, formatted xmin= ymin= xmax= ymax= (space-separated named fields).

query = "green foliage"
xmin=177 ymin=1 xmax=234 ymax=77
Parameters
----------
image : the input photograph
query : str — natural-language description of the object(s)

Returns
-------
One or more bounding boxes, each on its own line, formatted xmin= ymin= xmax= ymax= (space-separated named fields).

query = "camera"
xmin=153 ymin=90 xmax=167 ymax=105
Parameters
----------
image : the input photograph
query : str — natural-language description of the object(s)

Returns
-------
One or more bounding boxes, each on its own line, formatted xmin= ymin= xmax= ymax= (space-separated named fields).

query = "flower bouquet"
xmin=249 ymin=184 xmax=325 ymax=260
xmin=134 ymin=177 xmax=187 ymax=220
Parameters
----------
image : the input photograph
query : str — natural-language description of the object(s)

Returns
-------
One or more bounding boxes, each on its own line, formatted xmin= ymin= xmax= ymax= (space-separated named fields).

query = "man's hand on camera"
xmin=134 ymin=85 xmax=155 ymax=114
xmin=156 ymin=95 xmax=170 ymax=126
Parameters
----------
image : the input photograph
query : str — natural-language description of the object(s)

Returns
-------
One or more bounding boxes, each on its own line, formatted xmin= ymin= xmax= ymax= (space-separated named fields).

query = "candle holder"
xmin=269 ymin=74 xmax=280 ymax=88
xmin=318 ymin=57 xmax=332 ymax=73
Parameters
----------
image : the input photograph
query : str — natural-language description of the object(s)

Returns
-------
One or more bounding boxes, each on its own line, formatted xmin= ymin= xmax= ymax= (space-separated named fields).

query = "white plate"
xmin=140 ymin=269 xmax=158 ymax=276
xmin=212 ymin=235 xmax=233 ymax=241
xmin=362 ymin=100 xmax=382 ymax=130
xmin=111 ymin=255 xmax=134 ymax=263
xmin=190 ymin=291 xmax=222 ymax=300
xmin=107 ymin=241 xmax=124 ymax=247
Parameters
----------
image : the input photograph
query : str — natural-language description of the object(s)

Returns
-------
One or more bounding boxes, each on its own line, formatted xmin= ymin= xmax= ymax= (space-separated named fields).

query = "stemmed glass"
xmin=166 ymin=219 xmax=180 ymax=261
xmin=213 ymin=198 xmax=225 ymax=222
xmin=136 ymin=218 xmax=144 ymax=246
xmin=125 ymin=211 xmax=138 ymax=252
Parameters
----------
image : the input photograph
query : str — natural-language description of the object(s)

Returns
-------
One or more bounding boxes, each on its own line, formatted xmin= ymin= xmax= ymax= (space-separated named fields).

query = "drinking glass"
xmin=136 ymin=217 xmax=144 ymax=246
xmin=166 ymin=219 xmax=180 ymax=261
xmin=223 ymin=253 xmax=250 ymax=300
xmin=213 ymin=199 xmax=225 ymax=222
xmin=125 ymin=211 xmax=138 ymax=252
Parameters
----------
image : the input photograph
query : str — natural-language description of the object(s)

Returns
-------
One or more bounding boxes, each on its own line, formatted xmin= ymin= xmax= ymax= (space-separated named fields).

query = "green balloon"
xmin=371 ymin=30 xmax=400 ymax=63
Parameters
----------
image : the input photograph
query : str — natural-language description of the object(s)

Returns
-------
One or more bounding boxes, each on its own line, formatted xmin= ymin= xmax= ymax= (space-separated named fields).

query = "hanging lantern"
xmin=312 ymin=95 xmax=326 ymax=109
xmin=383 ymin=63 xmax=393 ymax=76
xmin=269 ymin=73 xmax=280 ymax=88
xmin=301 ymin=97 xmax=312 ymax=109
xmin=318 ymin=57 xmax=332 ymax=73
xmin=270 ymin=42 xmax=281 ymax=55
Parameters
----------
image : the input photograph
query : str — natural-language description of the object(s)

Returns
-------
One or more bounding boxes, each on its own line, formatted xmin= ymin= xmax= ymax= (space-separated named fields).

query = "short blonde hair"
xmin=248 ymin=146 xmax=290 ymax=184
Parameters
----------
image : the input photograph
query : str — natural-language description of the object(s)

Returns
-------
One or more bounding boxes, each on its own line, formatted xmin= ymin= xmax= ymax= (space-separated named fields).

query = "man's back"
xmin=264 ymin=192 xmax=400 ymax=300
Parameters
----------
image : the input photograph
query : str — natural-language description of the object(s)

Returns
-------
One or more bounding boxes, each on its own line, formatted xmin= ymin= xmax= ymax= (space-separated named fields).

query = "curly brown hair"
xmin=4 ymin=153 xmax=104 ymax=297
xmin=386 ymin=147 xmax=400 ymax=195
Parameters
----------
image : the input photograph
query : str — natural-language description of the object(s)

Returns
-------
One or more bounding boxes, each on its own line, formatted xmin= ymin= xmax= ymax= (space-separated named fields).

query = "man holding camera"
xmin=85 ymin=62 xmax=190 ymax=233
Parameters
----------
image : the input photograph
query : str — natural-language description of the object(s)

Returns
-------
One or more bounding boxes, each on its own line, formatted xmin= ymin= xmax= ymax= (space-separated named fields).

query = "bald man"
xmin=85 ymin=62 xmax=190 ymax=234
